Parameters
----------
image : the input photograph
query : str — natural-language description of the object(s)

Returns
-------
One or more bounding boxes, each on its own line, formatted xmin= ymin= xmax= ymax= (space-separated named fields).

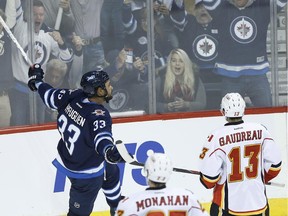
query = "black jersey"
xmin=38 ymin=83 xmax=114 ymax=179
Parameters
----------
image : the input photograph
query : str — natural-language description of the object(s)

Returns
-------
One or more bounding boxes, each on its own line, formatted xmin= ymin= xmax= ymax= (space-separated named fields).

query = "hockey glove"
xmin=104 ymin=146 xmax=126 ymax=164
xmin=28 ymin=64 xmax=44 ymax=91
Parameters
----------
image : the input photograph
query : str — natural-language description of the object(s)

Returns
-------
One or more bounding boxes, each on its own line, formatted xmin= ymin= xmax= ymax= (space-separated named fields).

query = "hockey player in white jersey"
xmin=199 ymin=93 xmax=282 ymax=216
xmin=116 ymin=153 xmax=209 ymax=216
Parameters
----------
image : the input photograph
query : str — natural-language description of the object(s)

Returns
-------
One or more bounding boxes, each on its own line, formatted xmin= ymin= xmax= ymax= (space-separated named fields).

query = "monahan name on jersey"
xmin=136 ymin=195 xmax=189 ymax=211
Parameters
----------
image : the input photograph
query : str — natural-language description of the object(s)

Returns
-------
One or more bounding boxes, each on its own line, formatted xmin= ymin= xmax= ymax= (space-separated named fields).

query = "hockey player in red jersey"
xmin=116 ymin=153 xmax=209 ymax=216
xmin=199 ymin=92 xmax=282 ymax=216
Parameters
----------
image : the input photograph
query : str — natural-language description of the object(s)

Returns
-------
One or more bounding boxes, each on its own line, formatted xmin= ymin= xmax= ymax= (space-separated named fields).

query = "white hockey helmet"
xmin=221 ymin=93 xmax=246 ymax=117
xmin=143 ymin=153 xmax=173 ymax=183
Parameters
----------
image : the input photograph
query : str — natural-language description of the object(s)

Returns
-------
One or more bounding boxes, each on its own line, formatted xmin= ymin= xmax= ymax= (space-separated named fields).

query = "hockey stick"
xmin=115 ymin=140 xmax=286 ymax=187
xmin=115 ymin=140 xmax=200 ymax=175
xmin=0 ymin=15 xmax=32 ymax=66
xmin=265 ymin=181 xmax=286 ymax=188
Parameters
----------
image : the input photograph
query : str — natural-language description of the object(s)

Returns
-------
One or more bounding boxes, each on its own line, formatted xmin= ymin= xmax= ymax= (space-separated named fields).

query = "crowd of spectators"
xmin=0 ymin=0 xmax=286 ymax=127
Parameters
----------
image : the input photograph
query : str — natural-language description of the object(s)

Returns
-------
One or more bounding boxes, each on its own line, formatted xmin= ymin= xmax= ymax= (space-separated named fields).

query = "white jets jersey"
xmin=116 ymin=187 xmax=209 ymax=216
xmin=199 ymin=121 xmax=282 ymax=215
xmin=11 ymin=0 xmax=73 ymax=83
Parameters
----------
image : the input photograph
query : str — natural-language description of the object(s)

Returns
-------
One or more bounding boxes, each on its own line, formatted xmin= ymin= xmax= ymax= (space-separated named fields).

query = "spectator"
xmin=0 ymin=9 xmax=14 ymax=128
xmin=201 ymin=0 xmax=288 ymax=107
xmin=45 ymin=58 xmax=69 ymax=88
xmin=8 ymin=0 xmax=73 ymax=126
xmin=27 ymin=64 xmax=126 ymax=216
xmin=38 ymin=58 xmax=69 ymax=122
xmin=70 ymin=0 xmax=107 ymax=73
xmin=199 ymin=92 xmax=282 ymax=216
xmin=156 ymin=48 xmax=206 ymax=113
xmin=179 ymin=2 xmax=221 ymax=109
xmin=116 ymin=152 xmax=209 ymax=215
xmin=122 ymin=5 xmax=175 ymax=74
xmin=41 ymin=0 xmax=75 ymax=38
xmin=104 ymin=48 xmax=149 ymax=112
xmin=100 ymin=0 xmax=125 ymax=58
xmin=123 ymin=0 xmax=187 ymax=50
xmin=152 ymin=0 xmax=187 ymax=48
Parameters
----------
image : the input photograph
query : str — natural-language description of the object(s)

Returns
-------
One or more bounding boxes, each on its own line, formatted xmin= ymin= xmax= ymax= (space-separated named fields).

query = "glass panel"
xmin=0 ymin=0 xmax=286 ymax=128
xmin=105 ymin=0 xmax=150 ymax=114
xmin=174 ymin=0 xmax=287 ymax=112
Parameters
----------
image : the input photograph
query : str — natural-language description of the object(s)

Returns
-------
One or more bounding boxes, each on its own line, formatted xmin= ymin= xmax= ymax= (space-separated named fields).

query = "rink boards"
xmin=0 ymin=110 xmax=287 ymax=215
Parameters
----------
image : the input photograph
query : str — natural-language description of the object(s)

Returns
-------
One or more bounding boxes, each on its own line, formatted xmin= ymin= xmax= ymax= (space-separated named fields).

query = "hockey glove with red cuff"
xmin=104 ymin=145 xmax=126 ymax=164
xmin=28 ymin=64 xmax=44 ymax=91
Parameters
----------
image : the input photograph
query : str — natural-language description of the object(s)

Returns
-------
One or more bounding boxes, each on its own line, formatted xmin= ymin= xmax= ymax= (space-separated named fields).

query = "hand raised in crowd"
xmin=71 ymin=32 xmax=82 ymax=51
xmin=154 ymin=3 xmax=169 ymax=15
xmin=116 ymin=49 xmax=127 ymax=69
xmin=59 ymin=0 xmax=71 ymax=13
xmin=133 ymin=57 xmax=145 ymax=72
xmin=49 ymin=31 xmax=64 ymax=45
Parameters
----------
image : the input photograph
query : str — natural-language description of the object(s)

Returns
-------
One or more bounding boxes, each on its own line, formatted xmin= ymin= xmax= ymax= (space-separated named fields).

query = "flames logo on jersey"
xmin=230 ymin=16 xmax=257 ymax=44
xmin=92 ymin=109 xmax=105 ymax=116
xmin=193 ymin=34 xmax=218 ymax=62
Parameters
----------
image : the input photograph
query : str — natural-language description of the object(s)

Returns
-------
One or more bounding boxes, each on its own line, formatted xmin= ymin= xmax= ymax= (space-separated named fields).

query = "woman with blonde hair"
xmin=157 ymin=48 xmax=206 ymax=113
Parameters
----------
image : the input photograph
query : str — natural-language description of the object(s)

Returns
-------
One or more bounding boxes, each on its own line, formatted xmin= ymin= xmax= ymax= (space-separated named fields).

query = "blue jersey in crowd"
xmin=202 ymin=0 xmax=288 ymax=77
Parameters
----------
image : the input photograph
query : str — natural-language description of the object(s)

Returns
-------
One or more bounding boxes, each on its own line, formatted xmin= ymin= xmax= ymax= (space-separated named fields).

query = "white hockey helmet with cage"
xmin=143 ymin=153 xmax=173 ymax=183
xmin=221 ymin=93 xmax=246 ymax=117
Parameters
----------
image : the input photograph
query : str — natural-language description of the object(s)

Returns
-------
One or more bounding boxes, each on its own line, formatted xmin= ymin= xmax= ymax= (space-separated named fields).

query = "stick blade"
xmin=115 ymin=140 xmax=135 ymax=163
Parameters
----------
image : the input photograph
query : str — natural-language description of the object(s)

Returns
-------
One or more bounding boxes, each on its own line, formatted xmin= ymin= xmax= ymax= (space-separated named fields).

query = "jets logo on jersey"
xmin=193 ymin=34 xmax=218 ymax=62
xmin=138 ymin=36 xmax=148 ymax=45
xmin=24 ymin=41 xmax=48 ymax=65
xmin=230 ymin=16 xmax=257 ymax=44
xmin=108 ymin=89 xmax=129 ymax=111
xmin=92 ymin=109 xmax=105 ymax=116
